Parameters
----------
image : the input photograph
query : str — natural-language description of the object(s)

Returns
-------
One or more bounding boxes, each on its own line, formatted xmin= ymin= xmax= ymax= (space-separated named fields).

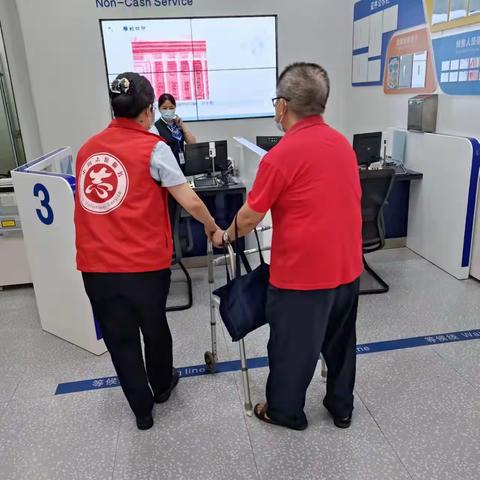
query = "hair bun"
xmin=109 ymin=72 xmax=154 ymax=118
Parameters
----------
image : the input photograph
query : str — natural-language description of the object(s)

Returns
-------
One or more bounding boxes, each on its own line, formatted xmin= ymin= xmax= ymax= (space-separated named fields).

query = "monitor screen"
xmin=184 ymin=141 xmax=228 ymax=176
xmin=353 ymin=132 xmax=382 ymax=166
xmin=100 ymin=16 xmax=277 ymax=122
xmin=256 ymin=136 xmax=282 ymax=151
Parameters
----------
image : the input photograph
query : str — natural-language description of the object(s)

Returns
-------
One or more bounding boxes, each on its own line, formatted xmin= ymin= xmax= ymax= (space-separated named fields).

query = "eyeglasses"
xmin=271 ymin=96 xmax=290 ymax=107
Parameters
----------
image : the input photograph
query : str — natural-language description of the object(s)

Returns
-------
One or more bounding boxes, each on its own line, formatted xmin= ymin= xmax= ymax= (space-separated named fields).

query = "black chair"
xmin=166 ymin=197 xmax=193 ymax=312
xmin=359 ymin=168 xmax=395 ymax=295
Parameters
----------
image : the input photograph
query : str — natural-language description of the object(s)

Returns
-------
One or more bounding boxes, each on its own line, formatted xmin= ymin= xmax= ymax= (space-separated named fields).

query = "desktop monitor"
xmin=353 ymin=132 xmax=382 ymax=166
xmin=256 ymin=136 xmax=282 ymax=151
xmin=184 ymin=141 xmax=228 ymax=176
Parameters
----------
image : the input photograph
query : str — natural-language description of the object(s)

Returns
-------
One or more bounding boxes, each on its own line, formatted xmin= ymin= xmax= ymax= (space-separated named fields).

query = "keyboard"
xmin=360 ymin=163 xmax=408 ymax=175
xmin=194 ymin=177 xmax=217 ymax=188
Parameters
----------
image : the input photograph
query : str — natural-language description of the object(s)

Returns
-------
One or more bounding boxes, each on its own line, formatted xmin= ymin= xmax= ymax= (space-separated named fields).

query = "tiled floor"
xmin=432 ymin=341 xmax=480 ymax=392
xmin=0 ymin=248 xmax=479 ymax=480
xmin=355 ymin=348 xmax=480 ymax=480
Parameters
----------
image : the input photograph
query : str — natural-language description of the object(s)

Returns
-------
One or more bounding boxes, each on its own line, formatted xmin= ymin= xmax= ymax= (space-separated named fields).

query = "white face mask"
xmin=160 ymin=109 xmax=176 ymax=122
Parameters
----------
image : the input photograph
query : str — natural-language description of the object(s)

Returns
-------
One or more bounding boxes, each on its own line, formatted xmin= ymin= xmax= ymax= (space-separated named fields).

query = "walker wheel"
xmin=204 ymin=351 xmax=217 ymax=373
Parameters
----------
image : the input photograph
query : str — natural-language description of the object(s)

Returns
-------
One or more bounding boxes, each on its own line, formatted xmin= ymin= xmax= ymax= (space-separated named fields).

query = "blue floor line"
xmin=55 ymin=328 xmax=480 ymax=396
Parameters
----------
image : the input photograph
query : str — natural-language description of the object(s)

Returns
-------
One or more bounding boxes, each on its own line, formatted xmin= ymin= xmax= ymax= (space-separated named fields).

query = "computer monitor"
xmin=352 ymin=132 xmax=382 ymax=166
xmin=256 ymin=136 xmax=282 ymax=151
xmin=184 ymin=141 xmax=228 ymax=176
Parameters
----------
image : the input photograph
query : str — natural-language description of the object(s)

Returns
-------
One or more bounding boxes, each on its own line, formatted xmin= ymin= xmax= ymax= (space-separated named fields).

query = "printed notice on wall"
xmin=352 ymin=0 xmax=426 ymax=87
xmin=383 ymin=27 xmax=436 ymax=94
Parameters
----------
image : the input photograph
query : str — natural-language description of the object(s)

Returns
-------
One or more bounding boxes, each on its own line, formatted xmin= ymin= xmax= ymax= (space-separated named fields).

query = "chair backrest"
xmin=169 ymin=196 xmax=194 ymax=260
xmin=359 ymin=168 xmax=395 ymax=253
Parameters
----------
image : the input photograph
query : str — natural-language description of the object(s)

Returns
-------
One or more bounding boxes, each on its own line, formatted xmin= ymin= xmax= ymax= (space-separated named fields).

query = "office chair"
xmin=359 ymin=168 xmax=395 ymax=295
xmin=167 ymin=197 xmax=193 ymax=312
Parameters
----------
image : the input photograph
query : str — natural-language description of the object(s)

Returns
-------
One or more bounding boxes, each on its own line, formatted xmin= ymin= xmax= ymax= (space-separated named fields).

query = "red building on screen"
xmin=132 ymin=40 xmax=210 ymax=101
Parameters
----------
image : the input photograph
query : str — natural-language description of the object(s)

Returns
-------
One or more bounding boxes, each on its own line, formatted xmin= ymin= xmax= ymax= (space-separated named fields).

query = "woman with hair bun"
xmin=74 ymin=72 xmax=219 ymax=431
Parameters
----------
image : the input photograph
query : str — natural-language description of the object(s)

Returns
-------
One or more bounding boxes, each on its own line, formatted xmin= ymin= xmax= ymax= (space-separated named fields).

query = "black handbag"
xmin=213 ymin=219 xmax=270 ymax=342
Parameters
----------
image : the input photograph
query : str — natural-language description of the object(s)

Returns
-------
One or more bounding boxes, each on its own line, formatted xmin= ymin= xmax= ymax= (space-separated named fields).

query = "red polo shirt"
xmin=248 ymin=116 xmax=363 ymax=290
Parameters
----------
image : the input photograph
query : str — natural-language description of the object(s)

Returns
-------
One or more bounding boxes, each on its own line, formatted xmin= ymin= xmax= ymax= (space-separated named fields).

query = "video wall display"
xmin=100 ymin=16 xmax=278 ymax=121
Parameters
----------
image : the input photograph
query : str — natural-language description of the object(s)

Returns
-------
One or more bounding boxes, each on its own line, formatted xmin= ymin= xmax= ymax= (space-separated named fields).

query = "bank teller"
xmin=151 ymin=93 xmax=197 ymax=167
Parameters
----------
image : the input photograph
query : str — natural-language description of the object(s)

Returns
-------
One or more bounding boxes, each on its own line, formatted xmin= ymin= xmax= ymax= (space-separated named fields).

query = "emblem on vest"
xmin=79 ymin=153 xmax=129 ymax=214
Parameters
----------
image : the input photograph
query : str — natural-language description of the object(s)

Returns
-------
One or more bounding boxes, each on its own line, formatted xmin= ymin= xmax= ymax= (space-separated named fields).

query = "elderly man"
xmin=213 ymin=62 xmax=363 ymax=431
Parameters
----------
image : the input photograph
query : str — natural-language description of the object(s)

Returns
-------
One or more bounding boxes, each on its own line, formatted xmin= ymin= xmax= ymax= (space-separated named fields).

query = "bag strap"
xmin=223 ymin=246 xmax=231 ymax=282
xmin=231 ymin=216 xmax=266 ymax=277
xmin=239 ymin=252 xmax=252 ymax=273
xmin=235 ymin=215 xmax=265 ymax=276
xmin=253 ymin=229 xmax=266 ymax=265
xmin=234 ymin=215 xmax=242 ymax=278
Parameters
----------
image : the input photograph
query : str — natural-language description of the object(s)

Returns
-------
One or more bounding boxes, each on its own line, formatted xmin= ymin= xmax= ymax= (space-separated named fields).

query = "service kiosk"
xmin=12 ymin=148 xmax=106 ymax=355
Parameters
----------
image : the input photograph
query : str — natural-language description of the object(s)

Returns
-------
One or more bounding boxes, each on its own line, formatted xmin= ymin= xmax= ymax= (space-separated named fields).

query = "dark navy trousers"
xmin=265 ymin=279 xmax=360 ymax=429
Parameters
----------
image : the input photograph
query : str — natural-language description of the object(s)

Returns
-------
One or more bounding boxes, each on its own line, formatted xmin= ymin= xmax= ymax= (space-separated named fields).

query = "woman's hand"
xmin=175 ymin=116 xmax=184 ymax=129
xmin=205 ymin=223 xmax=220 ymax=242
xmin=178 ymin=118 xmax=197 ymax=144
xmin=212 ymin=229 xmax=225 ymax=248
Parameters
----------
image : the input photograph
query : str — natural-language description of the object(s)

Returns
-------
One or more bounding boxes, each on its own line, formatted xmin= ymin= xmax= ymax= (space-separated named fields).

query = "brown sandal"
xmin=254 ymin=403 xmax=276 ymax=425
xmin=253 ymin=403 xmax=308 ymax=431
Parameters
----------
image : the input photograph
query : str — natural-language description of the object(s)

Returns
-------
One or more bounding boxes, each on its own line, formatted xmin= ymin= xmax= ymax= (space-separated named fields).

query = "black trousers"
xmin=82 ymin=270 xmax=173 ymax=418
xmin=265 ymin=279 xmax=360 ymax=429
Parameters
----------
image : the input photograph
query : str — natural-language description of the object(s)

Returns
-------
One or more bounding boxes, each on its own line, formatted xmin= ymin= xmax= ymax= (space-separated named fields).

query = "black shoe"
xmin=333 ymin=415 xmax=352 ymax=429
xmin=154 ymin=368 xmax=179 ymax=404
xmin=136 ymin=415 xmax=154 ymax=431
xmin=323 ymin=399 xmax=352 ymax=429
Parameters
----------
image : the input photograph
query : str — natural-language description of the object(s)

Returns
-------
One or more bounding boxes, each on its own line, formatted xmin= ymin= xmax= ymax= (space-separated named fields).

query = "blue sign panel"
xmin=433 ymin=30 xmax=480 ymax=95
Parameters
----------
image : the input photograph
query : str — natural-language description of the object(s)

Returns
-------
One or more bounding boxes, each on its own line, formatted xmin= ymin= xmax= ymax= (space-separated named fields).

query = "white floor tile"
xmin=433 ymin=341 xmax=480 ymax=392
xmin=356 ymin=348 xmax=480 ymax=480
xmin=0 ymin=391 xmax=123 ymax=480
xmin=113 ymin=374 xmax=259 ymax=480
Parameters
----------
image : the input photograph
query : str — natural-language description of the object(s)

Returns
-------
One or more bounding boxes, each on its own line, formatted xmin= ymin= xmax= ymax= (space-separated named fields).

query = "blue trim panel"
xmin=462 ymin=138 xmax=480 ymax=267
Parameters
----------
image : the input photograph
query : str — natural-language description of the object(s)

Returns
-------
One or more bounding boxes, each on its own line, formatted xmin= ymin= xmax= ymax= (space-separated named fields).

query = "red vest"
xmin=74 ymin=118 xmax=172 ymax=273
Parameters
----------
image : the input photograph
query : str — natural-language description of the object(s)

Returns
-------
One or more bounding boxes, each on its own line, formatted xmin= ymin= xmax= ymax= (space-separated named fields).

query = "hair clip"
xmin=110 ymin=77 xmax=132 ymax=95
xmin=110 ymin=79 xmax=121 ymax=94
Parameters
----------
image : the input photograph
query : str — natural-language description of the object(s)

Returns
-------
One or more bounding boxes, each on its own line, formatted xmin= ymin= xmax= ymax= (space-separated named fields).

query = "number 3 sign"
xmin=33 ymin=183 xmax=54 ymax=225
